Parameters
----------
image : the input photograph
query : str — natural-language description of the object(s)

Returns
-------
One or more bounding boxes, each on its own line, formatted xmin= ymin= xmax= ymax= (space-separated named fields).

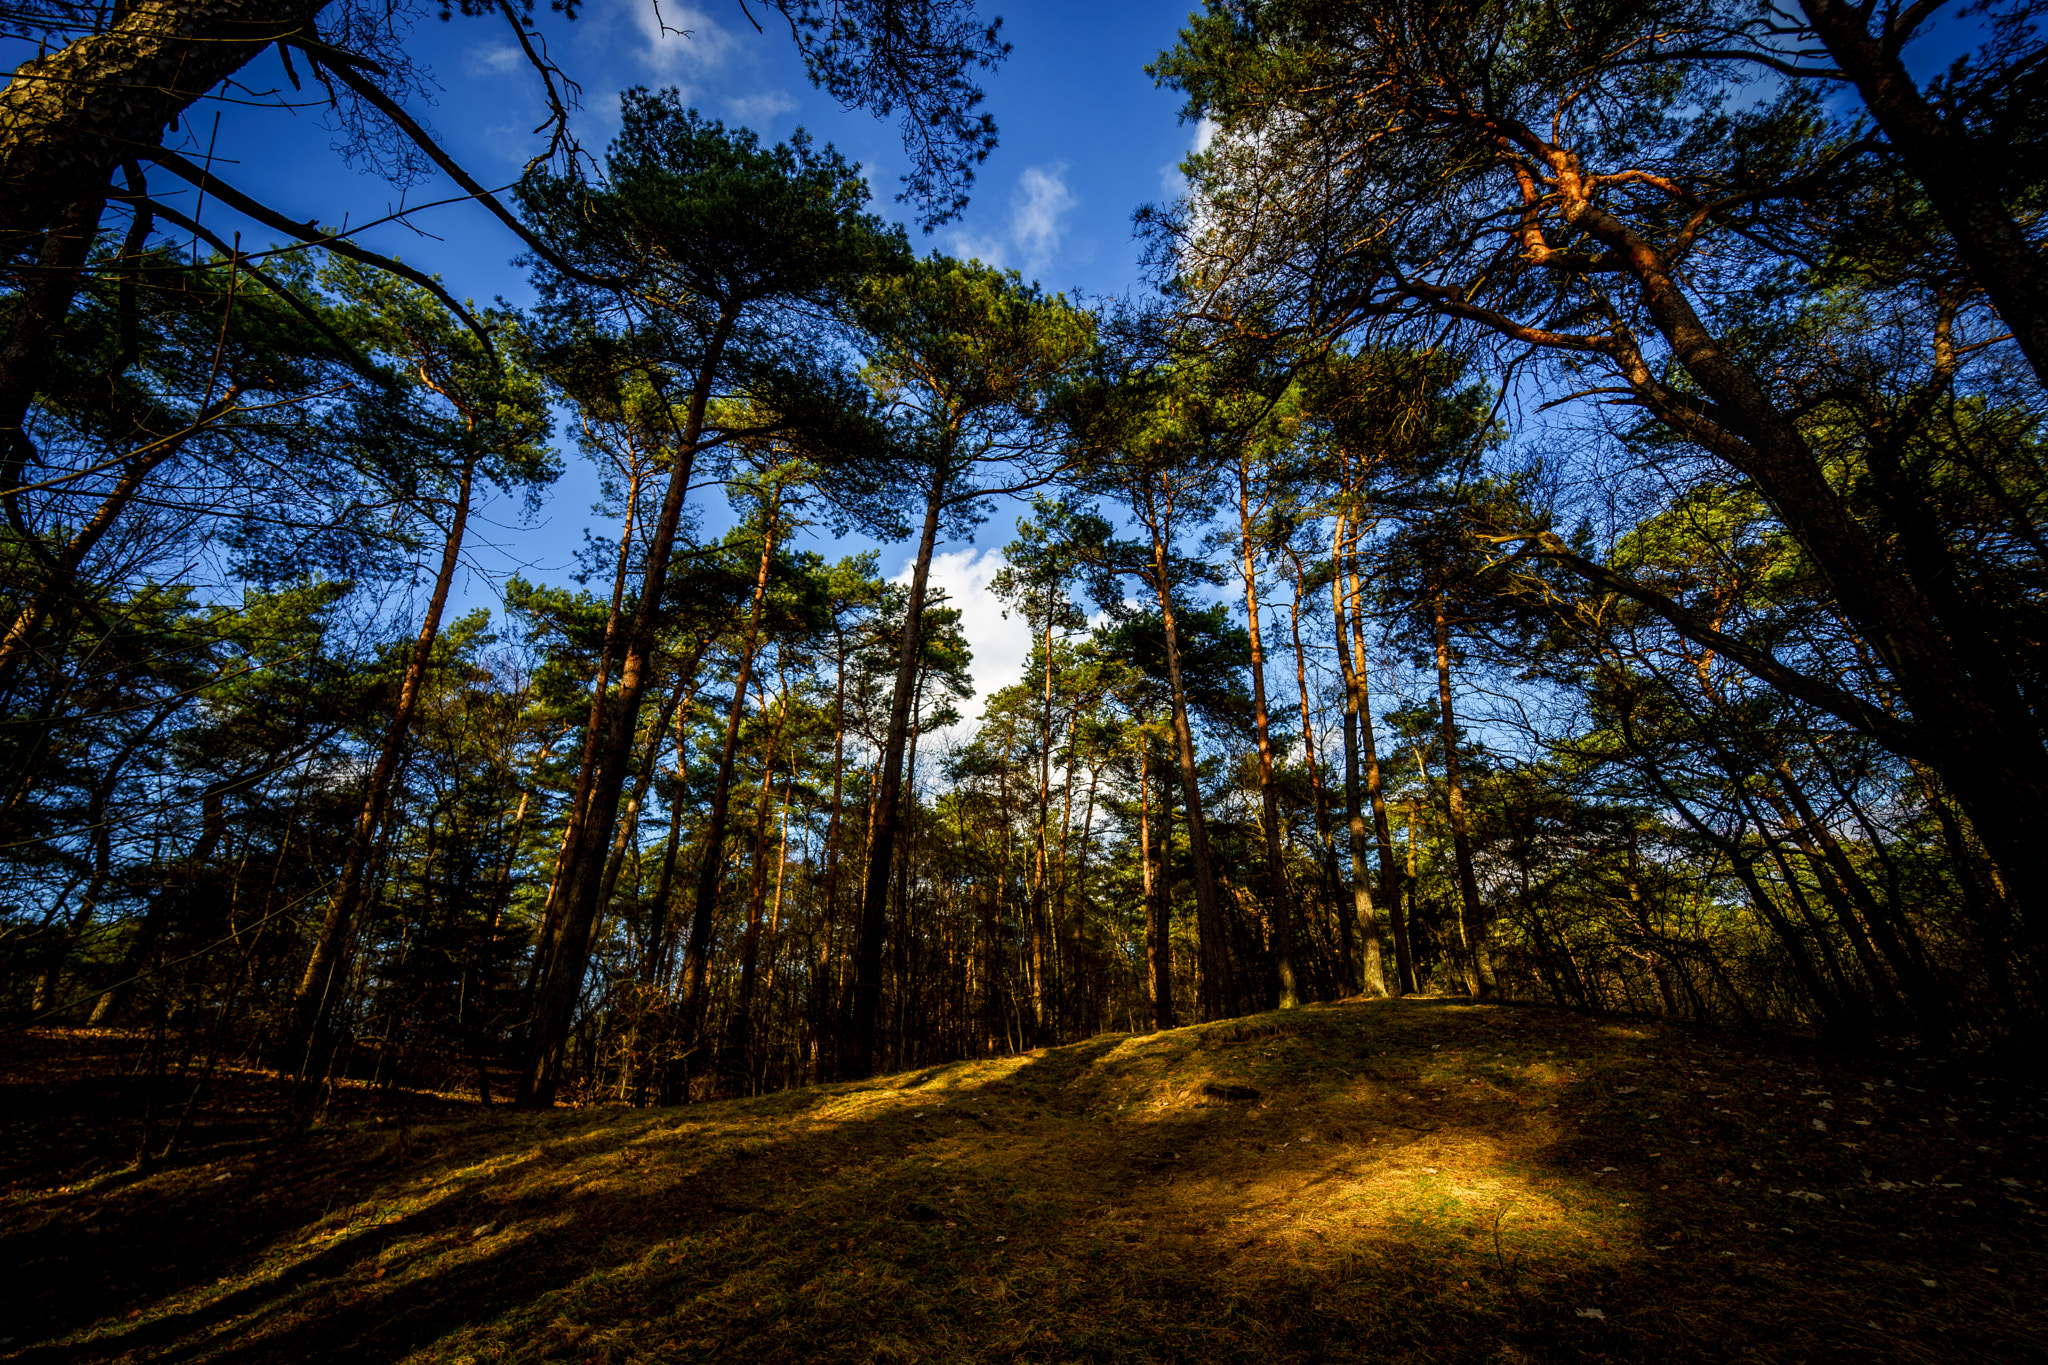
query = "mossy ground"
xmin=4 ymin=998 xmax=2042 ymax=1363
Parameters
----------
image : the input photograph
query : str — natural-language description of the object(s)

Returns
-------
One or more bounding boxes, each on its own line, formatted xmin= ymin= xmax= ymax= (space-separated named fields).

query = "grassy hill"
xmin=5 ymin=997 xmax=2043 ymax=1363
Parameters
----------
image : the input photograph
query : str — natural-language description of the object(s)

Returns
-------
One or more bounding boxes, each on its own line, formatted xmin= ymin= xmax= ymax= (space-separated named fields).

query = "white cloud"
xmin=948 ymin=162 xmax=1077 ymax=279
xmin=466 ymin=42 xmax=526 ymax=76
xmin=629 ymin=0 xmax=741 ymax=78
xmin=892 ymin=545 xmax=1028 ymax=747
xmin=948 ymin=224 xmax=1007 ymax=268
xmin=1011 ymin=164 xmax=1076 ymax=274
xmin=723 ymin=89 xmax=797 ymax=126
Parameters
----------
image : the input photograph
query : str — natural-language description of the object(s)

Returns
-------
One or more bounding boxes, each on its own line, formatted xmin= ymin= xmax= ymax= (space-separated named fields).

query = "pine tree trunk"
xmin=0 ymin=3 xmax=329 ymax=248
xmin=847 ymin=455 xmax=950 ymax=1075
xmin=517 ymin=313 xmax=733 ymax=1105
xmin=1330 ymin=518 xmax=1391 ymax=998
xmin=1285 ymin=548 xmax=1350 ymax=992
xmin=1238 ymin=457 xmax=1299 ymax=1008
xmin=677 ymin=492 xmax=783 ymax=1062
xmin=1144 ymin=507 xmax=1233 ymax=1020
xmin=1433 ymin=591 xmax=1495 ymax=998
xmin=283 ymin=450 xmax=478 ymax=1075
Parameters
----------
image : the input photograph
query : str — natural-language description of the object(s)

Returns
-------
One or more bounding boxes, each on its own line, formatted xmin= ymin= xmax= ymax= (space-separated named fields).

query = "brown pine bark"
xmin=0 ymin=4 xmax=326 ymax=250
xmin=1432 ymin=589 xmax=1495 ymax=998
xmin=1236 ymin=455 xmax=1299 ymax=1007
xmin=517 ymin=310 xmax=735 ymax=1104
xmin=1144 ymin=495 xmax=1234 ymax=1020
xmin=1285 ymin=547 xmax=1350 ymax=992
xmin=1330 ymin=518 xmax=1393 ymax=998
xmin=847 ymin=455 xmax=950 ymax=1075
xmin=1796 ymin=0 xmax=2048 ymax=390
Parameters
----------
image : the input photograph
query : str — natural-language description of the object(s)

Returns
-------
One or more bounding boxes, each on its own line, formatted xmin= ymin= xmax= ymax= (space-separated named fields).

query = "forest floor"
xmin=2 ymin=998 xmax=2043 ymax=1364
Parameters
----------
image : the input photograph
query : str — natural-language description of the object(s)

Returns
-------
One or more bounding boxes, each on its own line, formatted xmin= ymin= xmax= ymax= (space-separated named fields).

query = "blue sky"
xmin=153 ymin=0 xmax=1208 ymax=724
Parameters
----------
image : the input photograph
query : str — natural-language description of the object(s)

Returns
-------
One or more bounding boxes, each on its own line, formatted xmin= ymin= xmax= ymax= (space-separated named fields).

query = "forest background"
xmin=3 ymin=0 xmax=2044 ymax=1153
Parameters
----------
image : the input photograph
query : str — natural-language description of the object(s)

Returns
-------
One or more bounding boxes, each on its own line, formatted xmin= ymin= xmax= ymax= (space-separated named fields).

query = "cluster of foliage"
xmin=3 ymin=0 xmax=2046 ymax=1145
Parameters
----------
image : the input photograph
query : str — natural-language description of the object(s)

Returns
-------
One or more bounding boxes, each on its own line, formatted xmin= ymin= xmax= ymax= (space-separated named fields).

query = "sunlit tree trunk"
xmin=1330 ymin=518 xmax=1391 ymax=998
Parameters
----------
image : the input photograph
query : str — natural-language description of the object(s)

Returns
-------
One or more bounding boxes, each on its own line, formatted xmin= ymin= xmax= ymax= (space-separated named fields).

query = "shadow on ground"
xmin=4 ymin=998 xmax=2042 ymax=1363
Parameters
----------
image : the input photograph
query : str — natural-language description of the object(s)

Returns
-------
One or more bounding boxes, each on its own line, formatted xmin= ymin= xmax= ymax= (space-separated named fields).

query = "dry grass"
xmin=4 ymin=998 xmax=2042 ymax=1363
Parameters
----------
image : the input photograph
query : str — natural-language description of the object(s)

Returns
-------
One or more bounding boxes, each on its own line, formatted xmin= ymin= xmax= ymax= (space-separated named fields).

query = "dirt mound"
xmin=5 ymin=998 xmax=2042 ymax=1363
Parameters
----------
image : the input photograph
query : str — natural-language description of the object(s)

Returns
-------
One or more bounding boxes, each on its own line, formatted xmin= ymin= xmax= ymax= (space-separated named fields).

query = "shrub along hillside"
xmin=6 ymin=998 xmax=2043 ymax=1364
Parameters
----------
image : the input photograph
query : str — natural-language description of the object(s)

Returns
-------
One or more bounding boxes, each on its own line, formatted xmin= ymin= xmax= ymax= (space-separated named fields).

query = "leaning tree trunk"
xmin=675 ymin=492 xmax=783 ymax=1067
xmin=517 ymin=312 xmax=733 ymax=1106
xmin=1796 ymin=0 xmax=2048 ymax=392
xmin=281 ymin=449 xmax=478 ymax=1076
xmin=846 ymin=454 xmax=951 ymax=1077
xmin=0 ymin=3 xmax=328 ymax=248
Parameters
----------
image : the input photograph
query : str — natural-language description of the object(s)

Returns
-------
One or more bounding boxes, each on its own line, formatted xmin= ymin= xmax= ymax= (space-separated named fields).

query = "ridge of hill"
xmin=5 ymin=998 xmax=2043 ymax=1363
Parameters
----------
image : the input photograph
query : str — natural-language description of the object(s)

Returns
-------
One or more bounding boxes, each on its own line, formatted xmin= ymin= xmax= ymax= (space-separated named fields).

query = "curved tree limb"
xmin=140 ymin=146 xmax=496 ymax=360
xmin=1488 ymin=528 xmax=1924 ymax=760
